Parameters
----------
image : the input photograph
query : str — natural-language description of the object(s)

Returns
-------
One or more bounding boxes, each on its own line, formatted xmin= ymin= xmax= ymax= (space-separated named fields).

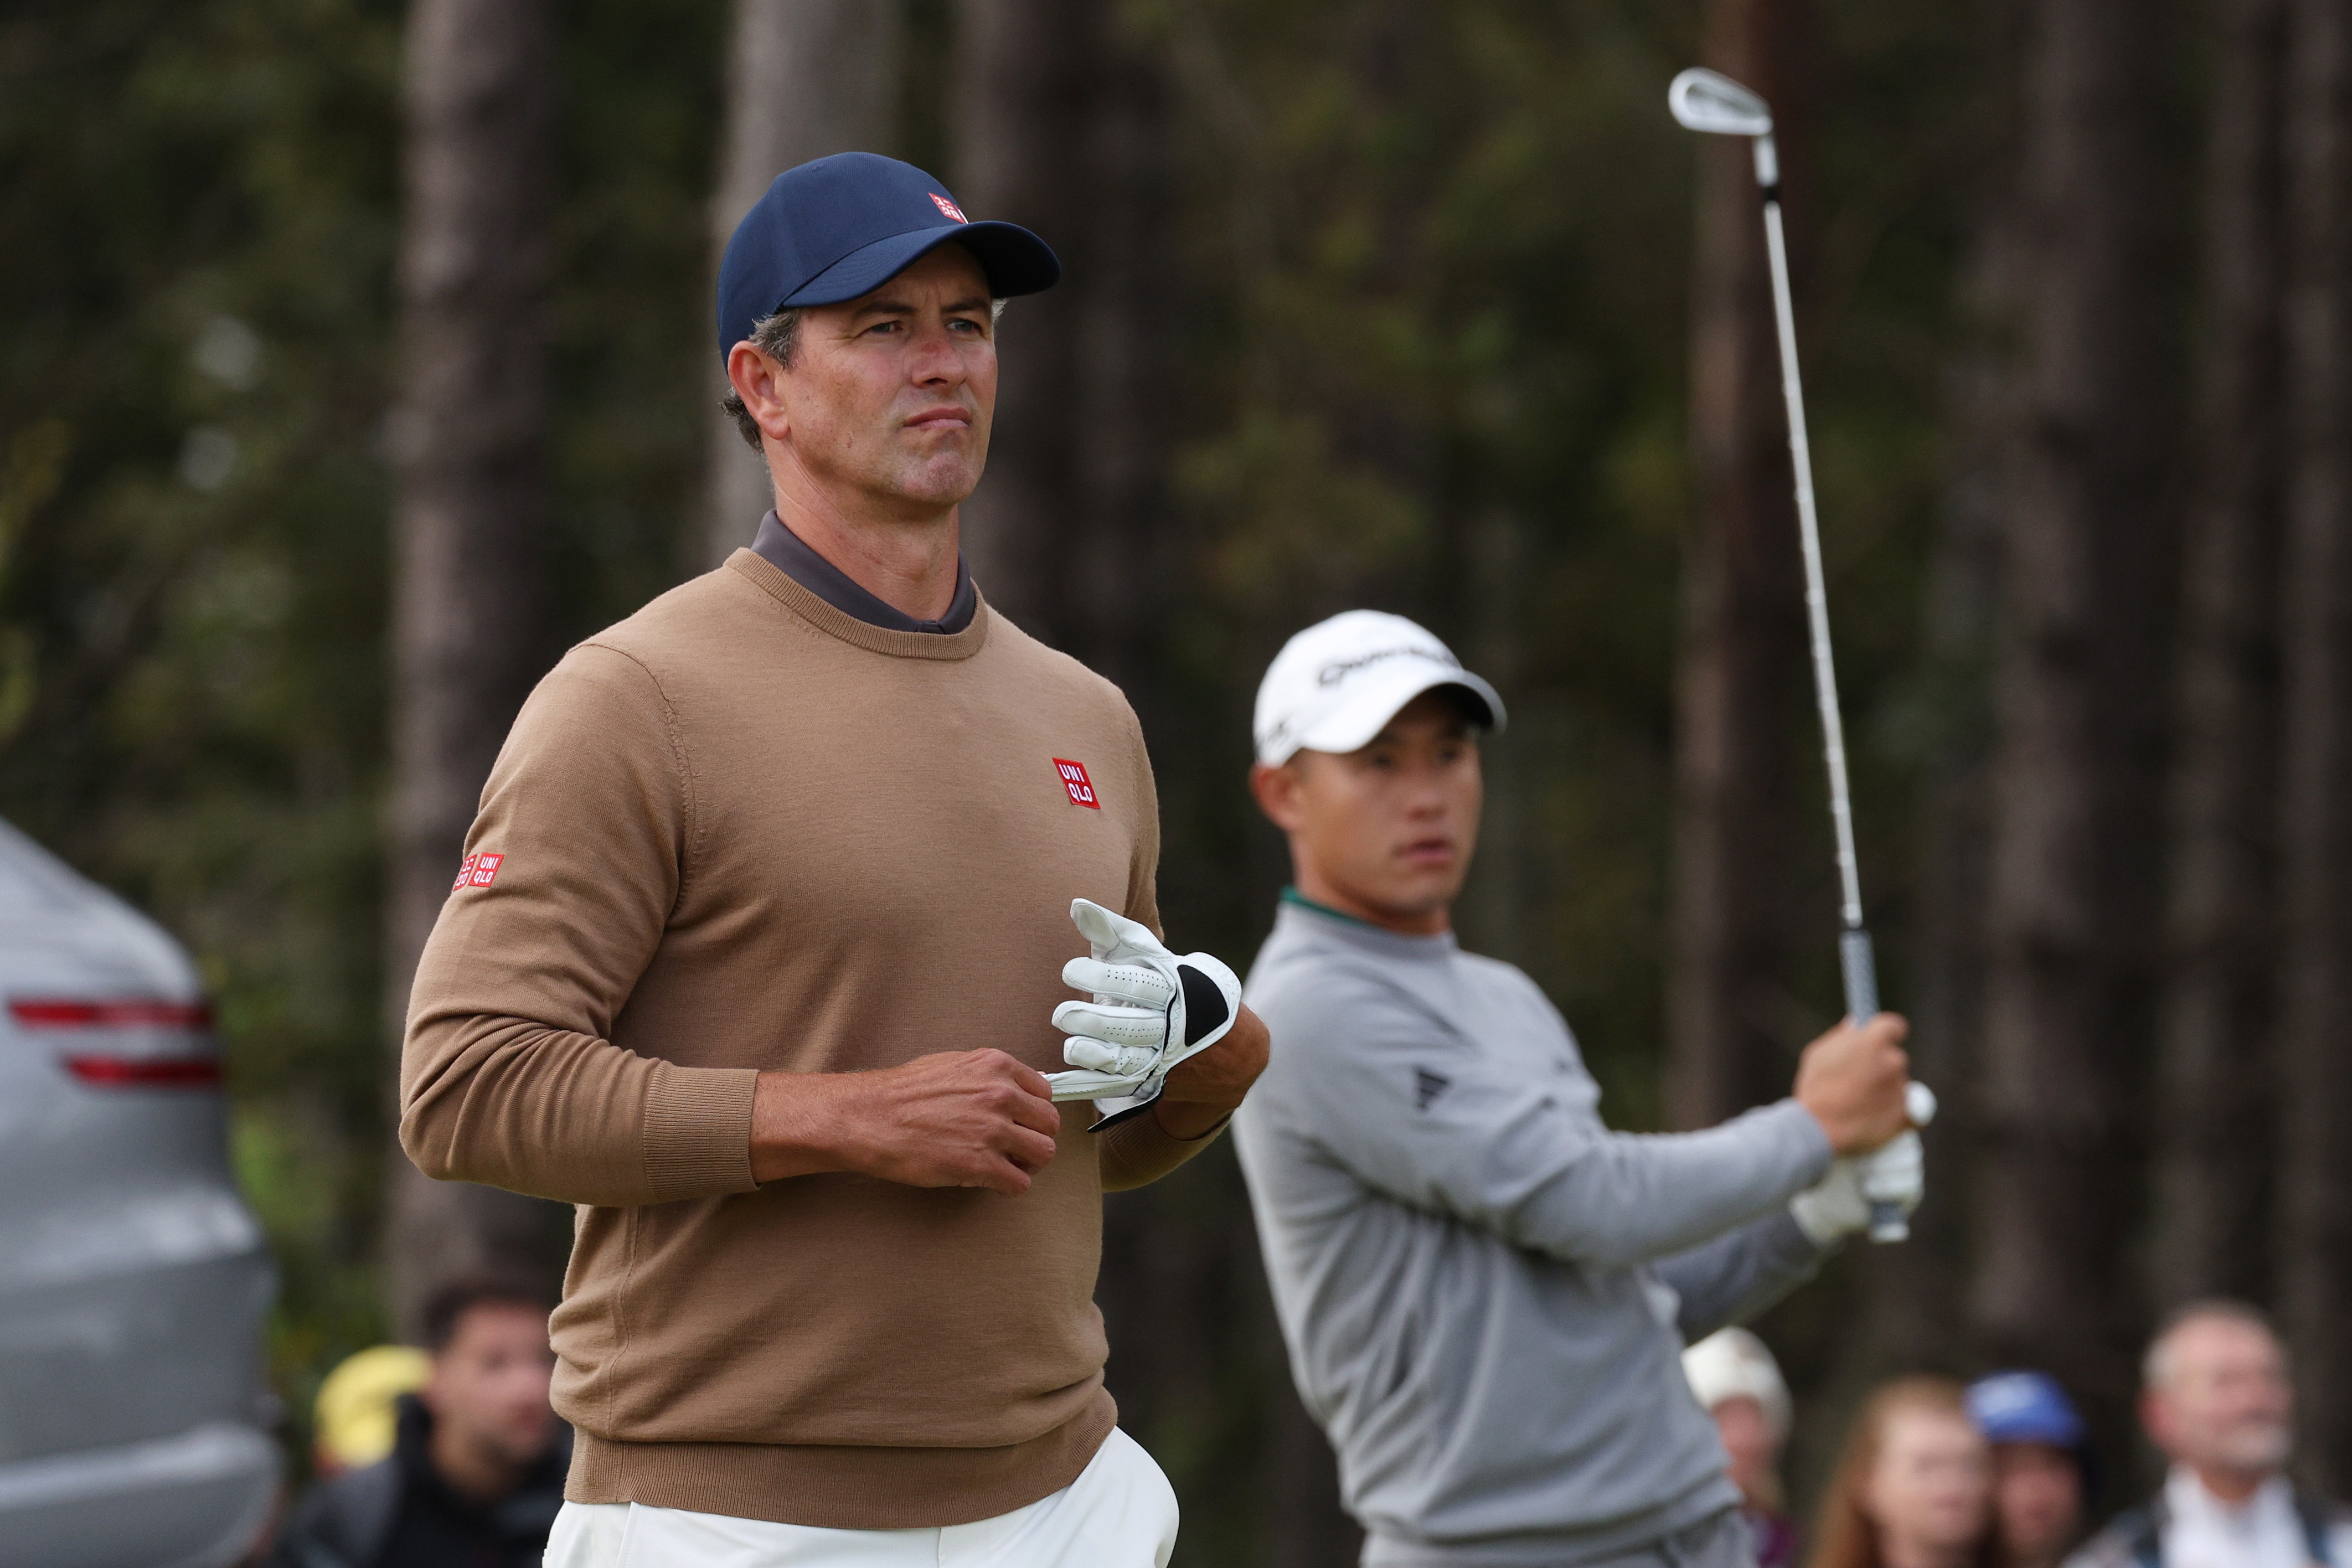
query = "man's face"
xmin=1251 ymin=690 xmax=1483 ymax=929
xmin=422 ymin=1301 xmax=557 ymax=1473
xmin=2143 ymin=1317 xmax=2294 ymax=1479
xmin=733 ymin=244 xmax=997 ymax=515
xmin=1991 ymin=1443 xmax=2082 ymax=1561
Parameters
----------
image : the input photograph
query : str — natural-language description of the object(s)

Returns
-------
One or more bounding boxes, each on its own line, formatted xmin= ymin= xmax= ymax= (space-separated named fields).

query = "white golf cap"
xmin=1253 ymin=610 xmax=1505 ymax=766
xmin=1681 ymin=1327 xmax=1792 ymax=1441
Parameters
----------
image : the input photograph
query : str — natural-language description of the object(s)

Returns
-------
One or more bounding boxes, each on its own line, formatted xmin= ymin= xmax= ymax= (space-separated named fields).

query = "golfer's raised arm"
xmin=1265 ymin=986 xmax=1861 ymax=1271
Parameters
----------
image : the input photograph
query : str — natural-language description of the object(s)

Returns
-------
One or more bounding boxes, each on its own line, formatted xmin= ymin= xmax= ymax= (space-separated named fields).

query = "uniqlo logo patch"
xmin=930 ymin=192 xmax=969 ymax=224
xmin=452 ymin=852 xmax=504 ymax=891
xmin=1053 ymin=759 xmax=1100 ymax=809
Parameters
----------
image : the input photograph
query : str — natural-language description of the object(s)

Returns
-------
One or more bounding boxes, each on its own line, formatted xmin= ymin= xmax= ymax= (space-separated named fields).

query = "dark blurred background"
xmin=1 ymin=0 xmax=2339 ymax=1561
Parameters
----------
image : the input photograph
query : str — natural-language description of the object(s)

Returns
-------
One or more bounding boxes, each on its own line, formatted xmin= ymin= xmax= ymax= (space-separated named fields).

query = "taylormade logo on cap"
xmin=1315 ymin=644 xmax=1454 ymax=686
xmin=1254 ymin=610 xmax=1505 ymax=765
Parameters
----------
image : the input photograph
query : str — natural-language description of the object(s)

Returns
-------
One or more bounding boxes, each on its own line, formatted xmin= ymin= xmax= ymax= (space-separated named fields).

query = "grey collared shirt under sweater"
xmin=1234 ymin=898 xmax=1839 ymax=1568
xmin=747 ymin=509 xmax=976 ymax=633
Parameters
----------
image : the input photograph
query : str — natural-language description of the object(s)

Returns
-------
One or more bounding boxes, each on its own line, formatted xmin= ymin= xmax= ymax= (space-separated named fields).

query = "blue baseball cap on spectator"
xmin=1967 ymin=1370 xmax=2087 ymax=1448
xmin=715 ymin=152 xmax=1061 ymax=364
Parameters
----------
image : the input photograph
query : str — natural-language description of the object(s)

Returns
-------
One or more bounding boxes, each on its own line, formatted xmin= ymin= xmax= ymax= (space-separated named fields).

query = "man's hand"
xmin=1152 ymin=1003 xmax=1271 ymax=1140
xmin=1792 ymin=1013 xmax=1911 ymax=1155
xmin=750 ymin=1050 xmax=1060 ymax=1195
xmin=1791 ymin=1128 xmax=1924 ymax=1245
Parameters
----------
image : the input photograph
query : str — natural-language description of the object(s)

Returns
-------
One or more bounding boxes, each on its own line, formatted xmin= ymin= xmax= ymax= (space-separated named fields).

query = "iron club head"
xmin=1668 ymin=68 xmax=1773 ymax=137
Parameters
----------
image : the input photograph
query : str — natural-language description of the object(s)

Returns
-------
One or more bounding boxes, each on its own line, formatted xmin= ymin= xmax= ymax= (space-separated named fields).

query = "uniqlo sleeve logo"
xmin=451 ymin=852 xmax=504 ymax=891
xmin=1053 ymin=759 xmax=1101 ymax=809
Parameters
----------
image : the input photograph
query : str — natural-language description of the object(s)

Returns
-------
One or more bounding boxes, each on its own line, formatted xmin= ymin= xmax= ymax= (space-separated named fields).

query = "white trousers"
xmin=541 ymin=1427 xmax=1178 ymax=1568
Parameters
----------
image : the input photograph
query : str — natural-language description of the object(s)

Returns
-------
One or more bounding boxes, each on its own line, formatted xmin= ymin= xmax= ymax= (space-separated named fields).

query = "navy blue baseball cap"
xmin=716 ymin=152 xmax=1061 ymax=363
xmin=1966 ymin=1371 xmax=2087 ymax=1448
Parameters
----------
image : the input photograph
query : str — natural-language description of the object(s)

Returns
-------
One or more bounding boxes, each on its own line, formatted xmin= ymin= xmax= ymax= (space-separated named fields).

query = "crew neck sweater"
xmin=400 ymin=548 xmax=1210 ymax=1529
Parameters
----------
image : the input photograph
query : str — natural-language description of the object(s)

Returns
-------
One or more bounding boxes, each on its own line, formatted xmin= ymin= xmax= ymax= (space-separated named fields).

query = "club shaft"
xmin=1759 ymin=195 xmax=1867 ymax=944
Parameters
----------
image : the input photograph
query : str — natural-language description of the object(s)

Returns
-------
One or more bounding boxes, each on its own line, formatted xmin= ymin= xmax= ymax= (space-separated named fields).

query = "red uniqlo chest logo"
xmin=1053 ymin=759 xmax=1100 ymax=809
xmin=452 ymin=852 xmax=504 ymax=891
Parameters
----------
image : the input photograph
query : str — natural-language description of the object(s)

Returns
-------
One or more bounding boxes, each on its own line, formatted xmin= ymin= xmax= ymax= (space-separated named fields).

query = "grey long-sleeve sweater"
xmin=1234 ymin=897 xmax=1836 ymax=1567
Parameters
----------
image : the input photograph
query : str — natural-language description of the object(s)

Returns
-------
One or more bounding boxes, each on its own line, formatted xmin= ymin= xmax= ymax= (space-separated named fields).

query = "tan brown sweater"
xmin=399 ymin=549 xmax=1214 ymax=1528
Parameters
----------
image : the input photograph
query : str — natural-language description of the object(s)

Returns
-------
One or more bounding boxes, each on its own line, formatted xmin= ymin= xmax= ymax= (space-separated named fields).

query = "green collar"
xmin=1279 ymin=885 xmax=1383 ymax=930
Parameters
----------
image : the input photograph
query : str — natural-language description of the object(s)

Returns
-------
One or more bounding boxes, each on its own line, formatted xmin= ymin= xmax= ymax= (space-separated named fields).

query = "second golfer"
xmin=1235 ymin=610 xmax=1916 ymax=1568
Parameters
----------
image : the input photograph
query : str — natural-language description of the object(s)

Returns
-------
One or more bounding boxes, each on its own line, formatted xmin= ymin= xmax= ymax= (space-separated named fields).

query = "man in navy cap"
xmin=403 ymin=151 xmax=1267 ymax=1568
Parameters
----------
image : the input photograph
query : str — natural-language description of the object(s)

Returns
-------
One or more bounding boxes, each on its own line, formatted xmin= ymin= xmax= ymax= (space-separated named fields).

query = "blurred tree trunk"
xmin=1667 ymin=0 xmax=1815 ymax=1129
xmin=950 ymin=0 xmax=1091 ymax=649
xmin=701 ymin=0 xmax=905 ymax=569
xmin=950 ymin=0 xmax=1177 ymax=684
xmin=2153 ymin=0 xmax=2287 ymax=1311
xmin=1973 ymin=0 xmax=2181 ymax=1454
xmin=2276 ymin=0 xmax=2352 ymax=1489
xmin=1858 ymin=0 xmax=2027 ymax=1381
xmin=1870 ymin=337 xmax=2004 ymax=1372
xmin=384 ymin=0 xmax=569 ymax=1335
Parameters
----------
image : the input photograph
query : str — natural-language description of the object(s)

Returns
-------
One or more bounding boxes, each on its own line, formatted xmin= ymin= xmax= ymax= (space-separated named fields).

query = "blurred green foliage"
xmin=0 ymin=0 xmax=1990 ymax=1550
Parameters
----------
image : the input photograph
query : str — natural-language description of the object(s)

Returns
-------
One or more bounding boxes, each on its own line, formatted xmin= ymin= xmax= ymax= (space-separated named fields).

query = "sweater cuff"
xmin=1097 ymin=1106 xmax=1223 ymax=1192
xmin=643 ymin=1062 xmax=761 ymax=1201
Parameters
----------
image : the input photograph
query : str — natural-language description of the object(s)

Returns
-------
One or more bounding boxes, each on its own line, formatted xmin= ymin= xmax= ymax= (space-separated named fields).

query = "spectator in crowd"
xmin=1967 ymin=1371 xmax=2091 ymax=1568
xmin=2067 ymin=1302 xmax=2352 ymax=1568
xmin=1809 ymin=1378 xmax=1996 ymax=1568
xmin=269 ymin=1273 xmax=567 ymax=1568
xmin=1685 ymin=1328 xmax=1803 ymax=1568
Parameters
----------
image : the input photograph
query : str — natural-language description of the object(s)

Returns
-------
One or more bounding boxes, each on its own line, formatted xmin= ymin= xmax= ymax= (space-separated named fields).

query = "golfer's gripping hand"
xmin=1792 ymin=1013 xmax=1913 ymax=1155
xmin=748 ymin=1050 xmax=1062 ymax=1195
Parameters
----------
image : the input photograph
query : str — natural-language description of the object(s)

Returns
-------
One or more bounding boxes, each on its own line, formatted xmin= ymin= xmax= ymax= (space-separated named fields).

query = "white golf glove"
xmin=1044 ymin=899 xmax=1242 ymax=1131
xmin=1791 ymin=1082 xmax=1936 ymax=1246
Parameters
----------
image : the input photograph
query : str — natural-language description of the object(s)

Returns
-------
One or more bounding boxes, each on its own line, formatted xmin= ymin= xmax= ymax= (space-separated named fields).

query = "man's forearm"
xmin=1151 ymin=1099 xmax=1235 ymax=1141
xmin=403 ymin=1010 xmax=759 ymax=1208
xmin=749 ymin=1070 xmax=861 ymax=1183
xmin=1449 ymin=1097 xmax=1834 ymax=1270
xmin=1139 ymin=1002 xmax=1268 ymax=1142
xmin=749 ymin=1050 xmax=1064 ymax=1195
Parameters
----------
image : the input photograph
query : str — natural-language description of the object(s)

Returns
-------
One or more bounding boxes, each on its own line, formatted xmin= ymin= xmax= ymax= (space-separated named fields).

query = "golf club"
xmin=1667 ymin=68 xmax=1933 ymax=1241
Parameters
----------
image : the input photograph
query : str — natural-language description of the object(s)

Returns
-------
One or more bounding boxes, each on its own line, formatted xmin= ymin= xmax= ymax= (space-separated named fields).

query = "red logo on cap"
xmin=1053 ymin=759 xmax=1101 ymax=809
xmin=930 ymin=193 xmax=969 ymax=224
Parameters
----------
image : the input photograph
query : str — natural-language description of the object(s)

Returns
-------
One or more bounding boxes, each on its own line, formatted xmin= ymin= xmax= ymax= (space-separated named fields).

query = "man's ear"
xmin=725 ymin=342 xmax=793 ymax=445
xmin=1251 ymin=760 xmax=1307 ymax=834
